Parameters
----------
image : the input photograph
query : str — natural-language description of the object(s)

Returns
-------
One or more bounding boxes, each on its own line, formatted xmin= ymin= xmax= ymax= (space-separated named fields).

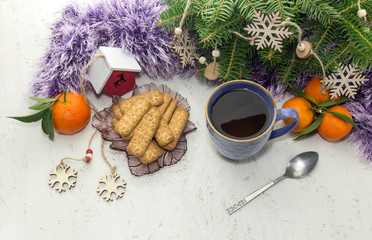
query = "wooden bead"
xmin=174 ymin=28 xmax=182 ymax=35
xmin=296 ymin=41 xmax=312 ymax=59
xmin=199 ymin=56 xmax=207 ymax=64
xmin=358 ymin=9 xmax=367 ymax=18
xmin=212 ymin=50 xmax=220 ymax=58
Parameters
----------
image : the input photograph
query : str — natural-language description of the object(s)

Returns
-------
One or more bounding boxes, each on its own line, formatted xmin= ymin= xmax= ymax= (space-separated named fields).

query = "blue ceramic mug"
xmin=206 ymin=80 xmax=299 ymax=160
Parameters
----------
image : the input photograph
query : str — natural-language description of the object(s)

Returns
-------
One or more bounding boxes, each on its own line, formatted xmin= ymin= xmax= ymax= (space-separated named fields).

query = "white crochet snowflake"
xmin=244 ymin=10 xmax=292 ymax=52
xmin=97 ymin=173 xmax=126 ymax=201
xmin=322 ymin=64 xmax=369 ymax=99
xmin=172 ymin=29 xmax=197 ymax=68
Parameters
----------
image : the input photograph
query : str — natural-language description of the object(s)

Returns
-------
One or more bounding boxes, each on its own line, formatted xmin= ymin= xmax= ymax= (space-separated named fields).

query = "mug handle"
xmin=268 ymin=108 xmax=299 ymax=140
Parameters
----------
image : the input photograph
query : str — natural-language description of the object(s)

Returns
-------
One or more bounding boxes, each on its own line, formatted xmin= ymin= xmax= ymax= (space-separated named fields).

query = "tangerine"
xmin=282 ymin=97 xmax=315 ymax=133
xmin=52 ymin=92 xmax=91 ymax=134
xmin=304 ymin=77 xmax=330 ymax=103
xmin=317 ymin=105 xmax=352 ymax=141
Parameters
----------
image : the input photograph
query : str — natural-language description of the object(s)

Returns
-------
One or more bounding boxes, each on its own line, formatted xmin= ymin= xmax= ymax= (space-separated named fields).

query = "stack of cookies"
xmin=110 ymin=89 xmax=190 ymax=164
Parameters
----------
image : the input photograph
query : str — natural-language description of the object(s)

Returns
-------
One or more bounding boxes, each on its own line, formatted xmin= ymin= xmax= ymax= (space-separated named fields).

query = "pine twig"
xmin=201 ymin=18 xmax=240 ymax=43
xmin=157 ymin=13 xmax=195 ymax=27
xmin=324 ymin=42 xmax=352 ymax=70
xmin=339 ymin=0 xmax=368 ymax=15
xmin=213 ymin=0 xmax=226 ymax=22
xmin=341 ymin=17 xmax=372 ymax=49
xmin=224 ymin=34 xmax=239 ymax=80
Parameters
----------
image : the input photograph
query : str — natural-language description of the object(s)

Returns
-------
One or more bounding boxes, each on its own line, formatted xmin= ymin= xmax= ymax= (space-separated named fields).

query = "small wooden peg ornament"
xmin=204 ymin=62 xmax=221 ymax=81
xmin=296 ymin=41 xmax=312 ymax=59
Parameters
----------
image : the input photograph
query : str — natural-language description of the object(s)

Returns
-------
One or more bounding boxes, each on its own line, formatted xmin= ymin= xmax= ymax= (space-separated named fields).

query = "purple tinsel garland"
xmin=344 ymin=72 xmax=372 ymax=165
xmin=32 ymin=0 xmax=181 ymax=98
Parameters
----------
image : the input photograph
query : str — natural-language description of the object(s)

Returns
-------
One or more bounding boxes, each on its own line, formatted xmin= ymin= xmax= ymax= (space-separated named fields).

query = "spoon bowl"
xmin=226 ymin=151 xmax=319 ymax=215
xmin=284 ymin=151 xmax=318 ymax=179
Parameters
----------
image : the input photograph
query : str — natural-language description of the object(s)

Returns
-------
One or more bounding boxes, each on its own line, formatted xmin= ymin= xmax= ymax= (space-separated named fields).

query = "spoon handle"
xmin=226 ymin=175 xmax=285 ymax=215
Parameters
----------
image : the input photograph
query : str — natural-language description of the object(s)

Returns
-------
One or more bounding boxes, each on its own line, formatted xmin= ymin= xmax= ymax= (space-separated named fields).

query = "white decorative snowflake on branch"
xmin=49 ymin=163 xmax=77 ymax=193
xmin=97 ymin=173 xmax=126 ymax=201
xmin=322 ymin=64 xmax=369 ymax=99
xmin=172 ymin=29 xmax=197 ymax=68
xmin=244 ymin=10 xmax=292 ymax=52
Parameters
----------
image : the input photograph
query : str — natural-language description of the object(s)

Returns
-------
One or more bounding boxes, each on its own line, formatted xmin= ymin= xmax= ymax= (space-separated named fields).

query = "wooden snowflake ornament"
xmin=172 ymin=29 xmax=197 ymax=68
xmin=244 ymin=11 xmax=293 ymax=52
xmin=322 ymin=64 xmax=369 ymax=99
xmin=49 ymin=162 xmax=77 ymax=193
xmin=97 ymin=172 xmax=126 ymax=201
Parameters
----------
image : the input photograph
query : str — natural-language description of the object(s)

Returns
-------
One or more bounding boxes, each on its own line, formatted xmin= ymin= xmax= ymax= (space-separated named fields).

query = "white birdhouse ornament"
xmin=88 ymin=46 xmax=142 ymax=96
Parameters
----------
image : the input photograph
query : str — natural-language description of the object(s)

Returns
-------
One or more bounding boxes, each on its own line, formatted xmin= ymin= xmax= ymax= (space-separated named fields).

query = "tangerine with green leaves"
xmin=282 ymin=97 xmax=315 ymax=133
xmin=304 ymin=77 xmax=330 ymax=103
xmin=317 ymin=105 xmax=352 ymax=141
xmin=52 ymin=92 xmax=91 ymax=134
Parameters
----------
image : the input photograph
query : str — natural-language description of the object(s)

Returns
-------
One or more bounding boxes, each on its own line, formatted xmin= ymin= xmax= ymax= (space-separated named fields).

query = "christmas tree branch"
xmin=213 ymin=0 xmax=226 ymax=22
xmin=313 ymin=22 xmax=333 ymax=53
xmin=324 ymin=43 xmax=352 ymax=70
xmin=277 ymin=0 xmax=283 ymax=17
xmin=200 ymin=18 xmax=240 ymax=43
xmin=299 ymin=0 xmax=335 ymax=26
xmin=351 ymin=45 xmax=372 ymax=62
xmin=157 ymin=13 xmax=195 ymax=27
xmin=197 ymin=0 xmax=212 ymax=15
xmin=280 ymin=51 xmax=296 ymax=83
xmin=223 ymin=34 xmax=239 ymax=80
xmin=244 ymin=0 xmax=255 ymax=9
xmin=341 ymin=17 xmax=372 ymax=49
xmin=339 ymin=0 xmax=367 ymax=15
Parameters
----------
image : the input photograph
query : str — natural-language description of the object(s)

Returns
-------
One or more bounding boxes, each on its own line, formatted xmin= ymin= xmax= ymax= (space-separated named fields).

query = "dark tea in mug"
xmin=210 ymin=89 xmax=271 ymax=140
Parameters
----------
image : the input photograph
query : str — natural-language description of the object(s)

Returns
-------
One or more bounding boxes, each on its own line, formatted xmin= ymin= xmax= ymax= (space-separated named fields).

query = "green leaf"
xmin=287 ymin=87 xmax=319 ymax=106
xmin=29 ymin=102 xmax=50 ymax=110
xmin=8 ymin=109 xmax=48 ymax=123
xmin=293 ymin=114 xmax=324 ymax=140
xmin=29 ymin=96 xmax=57 ymax=103
xmin=318 ymin=97 xmax=349 ymax=107
xmin=41 ymin=109 xmax=55 ymax=141
xmin=327 ymin=110 xmax=361 ymax=131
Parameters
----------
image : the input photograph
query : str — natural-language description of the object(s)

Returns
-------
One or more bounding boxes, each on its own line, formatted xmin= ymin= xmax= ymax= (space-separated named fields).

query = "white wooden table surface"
xmin=1 ymin=1 xmax=371 ymax=239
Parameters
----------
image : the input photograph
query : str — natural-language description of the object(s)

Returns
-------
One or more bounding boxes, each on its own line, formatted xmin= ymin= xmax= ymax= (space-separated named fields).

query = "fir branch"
xmin=281 ymin=59 xmax=295 ymax=83
xmin=339 ymin=0 xmax=368 ymax=15
xmin=324 ymin=42 xmax=352 ymax=70
xmin=277 ymin=0 xmax=283 ymax=18
xmin=200 ymin=17 xmax=240 ymax=43
xmin=313 ymin=22 xmax=333 ymax=53
xmin=235 ymin=0 xmax=267 ymax=20
xmin=298 ymin=0 xmax=338 ymax=26
xmin=302 ymin=25 xmax=321 ymax=31
xmin=277 ymin=50 xmax=297 ymax=83
xmin=340 ymin=16 xmax=372 ymax=49
xmin=213 ymin=0 xmax=226 ymax=22
xmin=157 ymin=13 xmax=196 ymax=28
xmin=306 ymin=22 xmax=334 ymax=65
xmin=265 ymin=0 xmax=295 ymax=19
xmin=223 ymin=34 xmax=239 ymax=80
xmin=243 ymin=0 xmax=255 ymax=9
xmin=351 ymin=45 xmax=372 ymax=62
xmin=196 ymin=0 xmax=213 ymax=15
